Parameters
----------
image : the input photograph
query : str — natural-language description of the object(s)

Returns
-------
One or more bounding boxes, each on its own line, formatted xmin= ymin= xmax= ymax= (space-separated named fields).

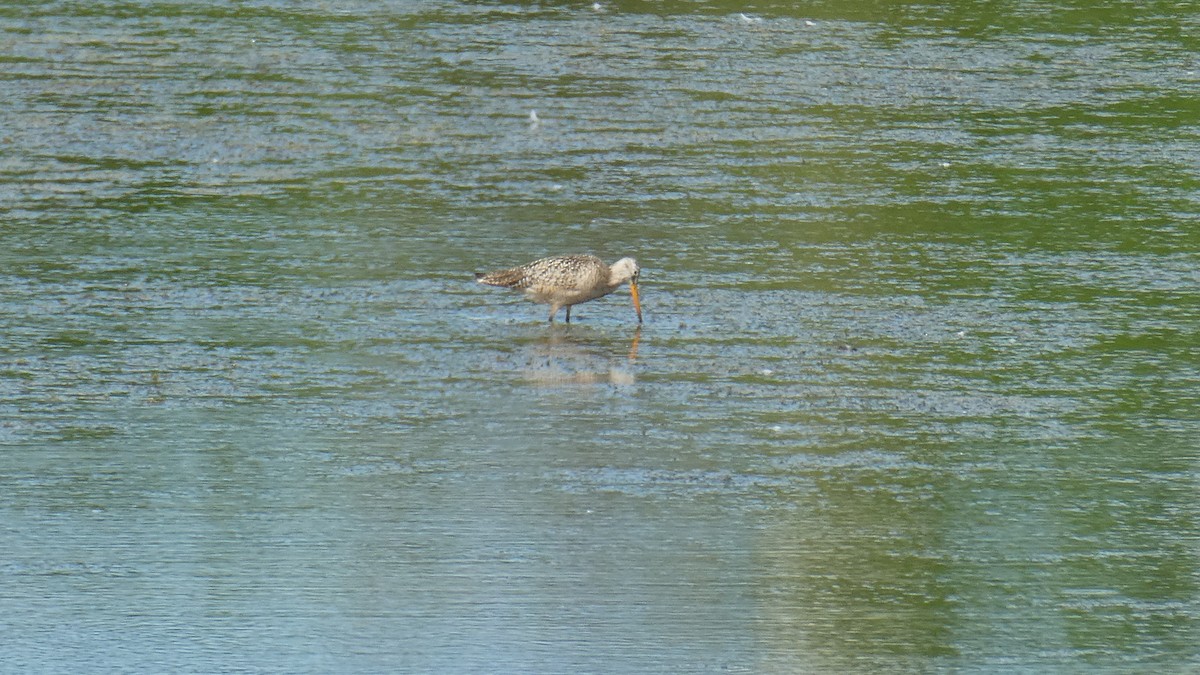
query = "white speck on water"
xmin=736 ymin=13 xmax=763 ymax=24
xmin=805 ymin=20 xmax=816 ymax=26
xmin=759 ymin=368 xmax=774 ymax=376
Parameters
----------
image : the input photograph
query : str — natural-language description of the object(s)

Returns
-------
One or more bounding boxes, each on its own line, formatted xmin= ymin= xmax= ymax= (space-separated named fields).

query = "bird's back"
xmin=477 ymin=255 xmax=608 ymax=293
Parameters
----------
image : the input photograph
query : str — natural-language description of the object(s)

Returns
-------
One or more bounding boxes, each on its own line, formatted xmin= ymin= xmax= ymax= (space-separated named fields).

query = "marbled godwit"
xmin=475 ymin=254 xmax=642 ymax=324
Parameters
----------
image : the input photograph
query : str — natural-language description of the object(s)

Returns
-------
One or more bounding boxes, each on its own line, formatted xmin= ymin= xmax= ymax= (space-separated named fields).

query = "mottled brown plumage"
xmin=475 ymin=254 xmax=642 ymax=324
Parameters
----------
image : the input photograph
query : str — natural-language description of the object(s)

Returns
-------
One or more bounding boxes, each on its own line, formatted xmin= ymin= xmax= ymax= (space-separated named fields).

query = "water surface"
xmin=2 ymin=1 xmax=1198 ymax=672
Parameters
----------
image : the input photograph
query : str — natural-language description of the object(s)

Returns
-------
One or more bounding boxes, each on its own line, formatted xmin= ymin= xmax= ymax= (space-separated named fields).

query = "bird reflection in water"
xmin=521 ymin=326 xmax=641 ymax=386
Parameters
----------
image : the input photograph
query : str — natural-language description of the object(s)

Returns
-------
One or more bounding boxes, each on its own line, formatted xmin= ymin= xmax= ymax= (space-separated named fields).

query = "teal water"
xmin=2 ymin=1 xmax=1198 ymax=672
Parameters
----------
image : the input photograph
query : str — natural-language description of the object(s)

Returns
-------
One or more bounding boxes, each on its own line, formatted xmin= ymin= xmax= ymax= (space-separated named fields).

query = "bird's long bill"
xmin=630 ymin=281 xmax=643 ymax=323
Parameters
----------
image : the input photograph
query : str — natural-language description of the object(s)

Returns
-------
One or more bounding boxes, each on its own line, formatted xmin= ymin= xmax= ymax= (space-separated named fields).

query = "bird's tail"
xmin=474 ymin=268 xmax=526 ymax=288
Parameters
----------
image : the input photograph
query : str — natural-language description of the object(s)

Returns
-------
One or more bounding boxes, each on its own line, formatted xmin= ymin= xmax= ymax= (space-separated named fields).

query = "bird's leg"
xmin=565 ymin=306 xmax=572 ymax=323
xmin=549 ymin=303 xmax=559 ymax=324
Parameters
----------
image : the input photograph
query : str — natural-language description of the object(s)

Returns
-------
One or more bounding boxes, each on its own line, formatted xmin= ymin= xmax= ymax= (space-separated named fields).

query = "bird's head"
xmin=611 ymin=257 xmax=643 ymax=324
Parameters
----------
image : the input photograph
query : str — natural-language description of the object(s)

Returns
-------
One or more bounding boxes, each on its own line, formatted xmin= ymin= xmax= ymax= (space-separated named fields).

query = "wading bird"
xmin=475 ymin=254 xmax=642 ymax=324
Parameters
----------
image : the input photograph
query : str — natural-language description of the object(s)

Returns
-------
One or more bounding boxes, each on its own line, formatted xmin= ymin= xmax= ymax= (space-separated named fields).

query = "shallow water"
xmin=2 ymin=1 xmax=1199 ymax=672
